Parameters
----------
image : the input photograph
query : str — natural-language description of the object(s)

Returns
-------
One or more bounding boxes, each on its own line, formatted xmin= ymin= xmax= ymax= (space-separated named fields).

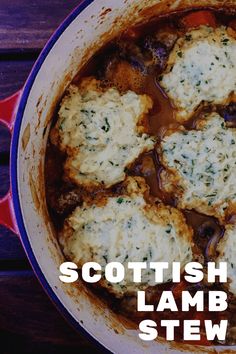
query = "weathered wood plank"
xmin=0 ymin=271 xmax=102 ymax=353
xmin=0 ymin=165 xmax=29 ymax=261
xmin=0 ymin=225 xmax=28 ymax=262
xmin=0 ymin=164 xmax=9 ymax=197
xmin=0 ymin=60 xmax=34 ymax=99
xmin=0 ymin=124 xmax=10 ymax=154
xmin=0 ymin=156 xmax=30 ymax=264
xmin=0 ymin=0 xmax=80 ymax=51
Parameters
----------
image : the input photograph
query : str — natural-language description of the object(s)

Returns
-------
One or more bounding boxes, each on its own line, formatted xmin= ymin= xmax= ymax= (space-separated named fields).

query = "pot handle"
xmin=0 ymin=90 xmax=22 ymax=235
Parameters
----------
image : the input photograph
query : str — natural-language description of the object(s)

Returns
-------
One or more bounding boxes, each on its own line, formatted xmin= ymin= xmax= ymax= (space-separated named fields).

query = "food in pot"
xmin=45 ymin=7 xmax=236 ymax=346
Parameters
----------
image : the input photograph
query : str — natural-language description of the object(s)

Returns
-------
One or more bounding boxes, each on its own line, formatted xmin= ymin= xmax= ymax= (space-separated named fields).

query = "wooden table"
xmin=0 ymin=1 xmax=102 ymax=353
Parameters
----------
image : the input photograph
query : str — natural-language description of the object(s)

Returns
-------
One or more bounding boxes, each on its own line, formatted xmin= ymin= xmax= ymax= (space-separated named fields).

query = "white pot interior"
xmin=15 ymin=0 xmax=236 ymax=353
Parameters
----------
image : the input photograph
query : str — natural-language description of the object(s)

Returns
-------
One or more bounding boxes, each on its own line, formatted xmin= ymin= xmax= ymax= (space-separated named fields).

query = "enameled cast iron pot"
xmin=0 ymin=1 xmax=235 ymax=353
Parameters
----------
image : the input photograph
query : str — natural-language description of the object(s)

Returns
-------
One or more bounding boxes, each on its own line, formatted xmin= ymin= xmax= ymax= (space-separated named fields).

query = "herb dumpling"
xmin=51 ymin=77 xmax=155 ymax=188
xmin=60 ymin=177 xmax=193 ymax=298
xmin=159 ymin=26 xmax=236 ymax=122
xmin=158 ymin=112 xmax=236 ymax=221
xmin=217 ymin=224 xmax=236 ymax=296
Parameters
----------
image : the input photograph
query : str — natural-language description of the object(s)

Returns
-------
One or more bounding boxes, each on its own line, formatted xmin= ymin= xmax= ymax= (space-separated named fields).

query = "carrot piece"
xmin=181 ymin=11 xmax=217 ymax=29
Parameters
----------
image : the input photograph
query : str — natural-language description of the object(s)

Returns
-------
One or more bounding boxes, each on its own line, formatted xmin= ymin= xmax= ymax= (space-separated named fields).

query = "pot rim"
xmin=10 ymin=1 xmax=111 ymax=352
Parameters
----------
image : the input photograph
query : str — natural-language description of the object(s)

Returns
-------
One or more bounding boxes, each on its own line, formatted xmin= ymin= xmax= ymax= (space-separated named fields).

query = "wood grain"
xmin=0 ymin=271 xmax=102 ymax=353
xmin=0 ymin=225 xmax=28 ymax=264
xmin=0 ymin=0 xmax=80 ymax=51
xmin=0 ymin=60 xmax=35 ymax=100
xmin=0 ymin=164 xmax=9 ymax=197
xmin=0 ymin=165 xmax=29 ymax=262
xmin=0 ymin=125 xmax=10 ymax=160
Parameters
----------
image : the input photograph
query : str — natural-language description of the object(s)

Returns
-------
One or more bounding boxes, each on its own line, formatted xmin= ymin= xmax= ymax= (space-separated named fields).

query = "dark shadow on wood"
xmin=0 ymin=271 xmax=103 ymax=353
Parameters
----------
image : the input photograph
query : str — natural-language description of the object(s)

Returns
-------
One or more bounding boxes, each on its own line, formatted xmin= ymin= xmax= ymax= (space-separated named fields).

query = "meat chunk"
xmin=105 ymin=59 xmax=145 ymax=92
xmin=47 ymin=185 xmax=83 ymax=215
